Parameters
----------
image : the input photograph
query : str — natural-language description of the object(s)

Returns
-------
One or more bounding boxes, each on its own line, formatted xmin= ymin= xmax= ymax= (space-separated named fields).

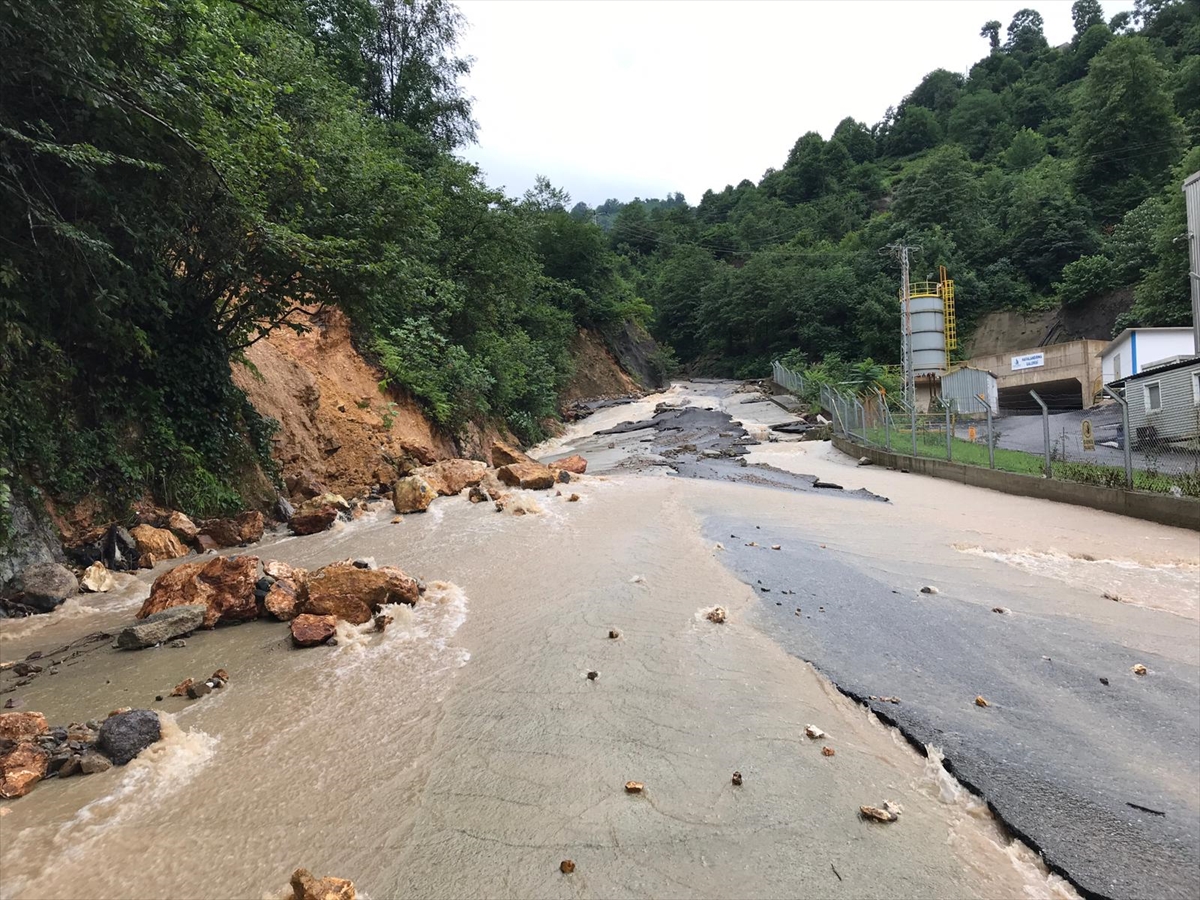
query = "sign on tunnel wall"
xmin=1011 ymin=352 xmax=1046 ymax=371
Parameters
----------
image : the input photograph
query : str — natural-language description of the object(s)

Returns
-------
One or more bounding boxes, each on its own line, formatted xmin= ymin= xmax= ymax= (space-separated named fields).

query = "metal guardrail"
xmin=771 ymin=359 xmax=1200 ymax=499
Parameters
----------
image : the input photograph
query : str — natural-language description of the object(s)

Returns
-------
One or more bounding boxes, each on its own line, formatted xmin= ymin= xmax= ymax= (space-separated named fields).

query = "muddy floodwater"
xmin=2 ymin=381 xmax=1196 ymax=900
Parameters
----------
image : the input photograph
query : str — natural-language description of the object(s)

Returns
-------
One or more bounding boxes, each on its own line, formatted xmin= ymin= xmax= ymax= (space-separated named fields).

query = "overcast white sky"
xmin=456 ymin=0 xmax=1134 ymax=206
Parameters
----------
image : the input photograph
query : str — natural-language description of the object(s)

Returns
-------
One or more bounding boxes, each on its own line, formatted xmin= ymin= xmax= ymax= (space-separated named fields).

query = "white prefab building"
xmin=1099 ymin=328 xmax=1197 ymax=385
xmin=1121 ymin=357 xmax=1200 ymax=445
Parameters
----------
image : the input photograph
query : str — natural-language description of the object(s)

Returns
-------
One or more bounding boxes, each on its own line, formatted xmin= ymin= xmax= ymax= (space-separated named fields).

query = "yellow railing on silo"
xmin=904 ymin=269 xmax=958 ymax=356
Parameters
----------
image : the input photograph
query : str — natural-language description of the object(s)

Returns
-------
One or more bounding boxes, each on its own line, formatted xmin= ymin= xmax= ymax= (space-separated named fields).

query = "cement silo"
xmin=899 ymin=265 xmax=956 ymax=408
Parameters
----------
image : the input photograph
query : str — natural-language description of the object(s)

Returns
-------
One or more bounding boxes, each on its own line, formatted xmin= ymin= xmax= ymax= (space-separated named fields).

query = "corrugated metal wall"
xmin=940 ymin=367 xmax=997 ymax=415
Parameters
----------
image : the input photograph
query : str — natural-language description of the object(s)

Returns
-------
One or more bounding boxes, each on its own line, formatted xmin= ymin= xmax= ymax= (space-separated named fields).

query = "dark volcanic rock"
xmin=97 ymin=710 xmax=161 ymax=765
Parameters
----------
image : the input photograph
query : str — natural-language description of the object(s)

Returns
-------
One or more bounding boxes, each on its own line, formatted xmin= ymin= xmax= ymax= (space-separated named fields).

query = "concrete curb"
xmin=833 ymin=436 xmax=1200 ymax=531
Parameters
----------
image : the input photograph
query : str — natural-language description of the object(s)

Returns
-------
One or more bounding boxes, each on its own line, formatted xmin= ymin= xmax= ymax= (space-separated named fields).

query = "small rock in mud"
xmin=705 ymin=607 xmax=727 ymax=624
xmin=374 ymin=613 xmax=393 ymax=633
xmin=992 ymin=607 xmax=1009 ymax=614
xmin=170 ymin=678 xmax=194 ymax=697
xmin=1099 ymin=677 xmax=1109 ymax=685
xmin=608 ymin=629 xmax=620 ymax=640
xmin=857 ymin=457 xmax=872 ymax=467
xmin=629 ymin=575 xmax=645 ymax=584
xmin=467 ymin=486 xmax=487 ymax=504
xmin=624 ymin=781 xmax=644 ymax=794
xmin=212 ymin=669 xmax=228 ymax=683
xmin=731 ymin=771 xmax=743 ymax=786
xmin=920 ymin=586 xmax=939 ymax=595
xmin=568 ymin=493 xmax=580 ymax=502
xmin=760 ymin=587 xmax=770 ymax=593
xmin=560 ymin=860 xmax=576 ymax=875
xmin=869 ymin=696 xmax=901 ymax=704
xmin=168 ymin=639 xmax=186 ymax=648
xmin=586 ymin=671 xmax=598 ymax=681
xmin=79 ymin=749 xmax=112 ymax=775
xmin=187 ymin=681 xmax=212 ymax=700
xmin=822 ymin=746 xmax=835 ymax=757
xmin=975 ymin=695 xmax=990 ymax=708
xmin=391 ymin=516 xmax=403 ymax=524
xmin=1132 ymin=664 xmax=1147 ymax=676
xmin=805 ymin=724 xmax=825 ymax=739
xmin=745 ymin=541 xmax=757 ymax=547
xmin=290 ymin=868 xmax=355 ymax=900
xmin=1103 ymin=591 xmax=1122 ymax=602
xmin=771 ymin=544 xmax=781 ymax=551
xmin=860 ymin=801 xmax=902 ymax=823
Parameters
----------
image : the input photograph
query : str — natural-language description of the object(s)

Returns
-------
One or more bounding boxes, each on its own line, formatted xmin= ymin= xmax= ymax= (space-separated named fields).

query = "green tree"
xmin=1003 ymin=128 xmax=1047 ymax=169
xmin=1006 ymin=9 xmax=1047 ymax=54
xmin=981 ymin=20 xmax=1002 ymax=50
xmin=1072 ymin=37 xmax=1185 ymax=220
xmin=947 ymin=91 xmax=1009 ymax=159
xmin=883 ymin=106 xmax=942 ymax=157
xmin=1071 ymin=0 xmax=1106 ymax=39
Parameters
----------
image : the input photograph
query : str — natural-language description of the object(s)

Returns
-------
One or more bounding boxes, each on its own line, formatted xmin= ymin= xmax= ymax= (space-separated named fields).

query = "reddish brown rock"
xmin=137 ymin=555 xmax=260 ymax=628
xmin=413 ymin=459 xmax=489 ymax=496
xmin=496 ymin=462 xmax=556 ymax=491
xmin=196 ymin=534 xmax=218 ymax=552
xmin=299 ymin=562 xmax=420 ymax=625
xmin=289 ymin=504 xmax=338 ymax=536
xmin=290 ymin=614 xmax=338 ymax=648
xmin=286 ymin=471 xmax=326 ymax=501
xmin=199 ymin=511 xmax=264 ymax=548
xmin=264 ymin=559 xmax=302 ymax=581
xmin=490 ymin=439 xmax=531 ymax=467
xmin=549 ymin=455 xmax=588 ymax=475
xmin=0 ymin=712 xmax=49 ymax=743
xmin=265 ymin=578 xmax=302 ymax=621
xmin=170 ymin=678 xmax=195 ymax=697
xmin=290 ymin=868 xmax=355 ymax=900
xmin=392 ymin=475 xmax=435 ymax=514
xmin=0 ymin=743 xmax=49 ymax=799
xmin=130 ymin=524 xmax=188 ymax=568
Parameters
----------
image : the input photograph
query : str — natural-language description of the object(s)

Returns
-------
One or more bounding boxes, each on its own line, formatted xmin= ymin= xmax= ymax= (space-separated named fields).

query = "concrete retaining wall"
xmin=833 ymin=437 xmax=1200 ymax=531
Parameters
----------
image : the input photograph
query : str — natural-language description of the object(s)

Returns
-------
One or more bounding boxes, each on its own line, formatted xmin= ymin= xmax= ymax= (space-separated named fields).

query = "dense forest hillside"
xmin=575 ymin=0 xmax=1199 ymax=379
xmin=0 ymin=0 xmax=665 ymax=544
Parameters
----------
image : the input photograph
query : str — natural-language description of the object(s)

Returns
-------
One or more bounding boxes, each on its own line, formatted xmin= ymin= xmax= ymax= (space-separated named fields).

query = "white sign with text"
xmin=1011 ymin=352 xmax=1045 ymax=371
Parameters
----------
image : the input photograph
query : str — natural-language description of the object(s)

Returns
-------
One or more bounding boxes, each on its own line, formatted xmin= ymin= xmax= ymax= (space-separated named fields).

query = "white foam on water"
xmin=916 ymin=745 xmax=1081 ymax=900
xmin=953 ymin=543 xmax=1200 ymax=618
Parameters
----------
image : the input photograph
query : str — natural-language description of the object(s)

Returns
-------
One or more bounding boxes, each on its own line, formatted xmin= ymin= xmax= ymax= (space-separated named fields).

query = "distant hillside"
xmin=570 ymin=0 xmax=1200 ymax=377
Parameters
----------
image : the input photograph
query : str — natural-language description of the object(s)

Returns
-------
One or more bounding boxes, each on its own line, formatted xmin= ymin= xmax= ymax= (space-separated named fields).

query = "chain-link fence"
xmin=771 ymin=360 xmax=1200 ymax=498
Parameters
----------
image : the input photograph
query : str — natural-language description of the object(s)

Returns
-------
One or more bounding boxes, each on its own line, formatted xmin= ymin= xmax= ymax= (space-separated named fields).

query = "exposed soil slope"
xmin=233 ymin=309 xmax=456 ymax=500
xmin=559 ymin=328 xmax=641 ymax=402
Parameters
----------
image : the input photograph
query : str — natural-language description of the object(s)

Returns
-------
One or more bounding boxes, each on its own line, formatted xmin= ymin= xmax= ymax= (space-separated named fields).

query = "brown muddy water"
xmin=3 ymin=381 xmax=1193 ymax=899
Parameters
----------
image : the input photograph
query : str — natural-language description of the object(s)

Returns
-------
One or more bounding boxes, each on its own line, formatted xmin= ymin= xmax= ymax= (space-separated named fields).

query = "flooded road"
xmin=2 ymin=380 xmax=1196 ymax=899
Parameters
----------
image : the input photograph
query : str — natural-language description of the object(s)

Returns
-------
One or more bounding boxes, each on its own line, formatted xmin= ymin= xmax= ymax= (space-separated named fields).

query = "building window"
xmin=1144 ymin=381 xmax=1162 ymax=413
xmin=1193 ymin=371 xmax=1200 ymax=406
xmin=1113 ymin=353 xmax=1121 ymax=381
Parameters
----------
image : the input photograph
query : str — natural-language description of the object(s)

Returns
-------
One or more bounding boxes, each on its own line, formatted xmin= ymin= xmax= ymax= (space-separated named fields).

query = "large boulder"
xmin=289 ymin=502 xmax=339 ymax=537
xmin=285 ymin=471 xmax=326 ymax=501
xmin=413 ymin=459 xmax=489 ymax=497
xmin=290 ymin=614 xmax=338 ymax=648
xmin=199 ymin=511 xmax=264 ymax=548
xmin=67 ymin=524 xmax=138 ymax=572
xmin=549 ymin=454 xmax=588 ymax=475
xmin=490 ymin=439 xmax=531 ymax=467
xmin=264 ymin=560 xmax=302 ymax=580
xmin=15 ymin=562 xmax=78 ymax=613
xmin=167 ymin=511 xmax=199 ymax=544
xmin=97 ymin=709 xmax=161 ymax=766
xmin=0 ymin=742 xmax=49 ymax=799
xmin=129 ymin=524 xmax=188 ymax=568
xmin=0 ymin=711 xmax=49 ymax=743
xmin=299 ymin=562 xmax=420 ymax=625
xmin=264 ymin=578 xmax=302 ymax=621
xmin=114 ymin=604 xmax=206 ymax=650
xmin=392 ymin=475 xmax=435 ymax=514
xmin=80 ymin=561 xmax=117 ymax=593
xmin=496 ymin=462 xmax=556 ymax=491
xmin=291 ymin=868 xmax=355 ymax=900
xmin=137 ymin=555 xmax=260 ymax=628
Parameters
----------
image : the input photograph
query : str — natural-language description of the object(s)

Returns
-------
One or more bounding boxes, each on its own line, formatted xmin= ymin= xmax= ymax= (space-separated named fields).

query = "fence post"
xmin=1030 ymin=390 xmax=1052 ymax=477
xmin=978 ymin=393 xmax=995 ymax=469
xmin=944 ymin=399 xmax=953 ymax=461
xmin=911 ymin=402 xmax=917 ymax=458
xmin=1102 ymin=385 xmax=1134 ymax=488
xmin=879 ymin=389 xmax=890 ymax=451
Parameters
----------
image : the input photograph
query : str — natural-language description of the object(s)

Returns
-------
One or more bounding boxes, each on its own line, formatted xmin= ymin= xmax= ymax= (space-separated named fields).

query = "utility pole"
xmin=880 ymin=242 xmax=920 ymax=409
